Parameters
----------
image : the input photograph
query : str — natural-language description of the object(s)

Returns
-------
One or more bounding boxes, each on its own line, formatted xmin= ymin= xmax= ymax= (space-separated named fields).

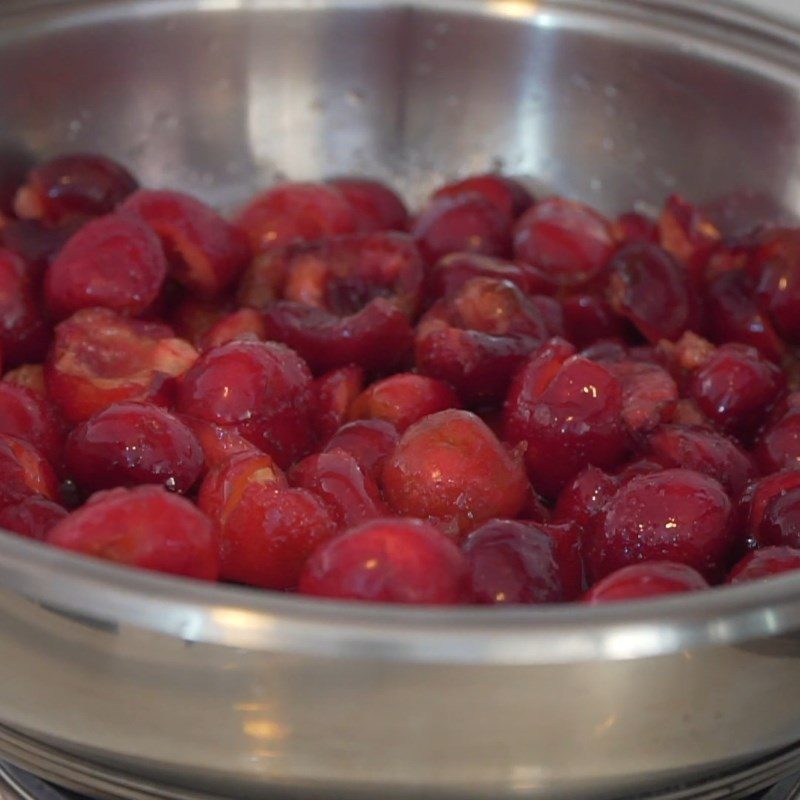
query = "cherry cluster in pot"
xmin=1 ymin=155 xmax=799 ymax=606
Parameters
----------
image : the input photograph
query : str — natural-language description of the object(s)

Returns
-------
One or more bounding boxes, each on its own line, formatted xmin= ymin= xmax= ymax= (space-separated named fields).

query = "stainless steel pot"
xmin=0 ymin=1 xmax=800 ymax=798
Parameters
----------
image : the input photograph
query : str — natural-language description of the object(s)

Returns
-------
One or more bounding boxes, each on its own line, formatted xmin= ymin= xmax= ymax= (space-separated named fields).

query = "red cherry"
xmin=607 ymin=242 xmax=691 ymax=343
xmin=463 ymin=519 xmax=565 ymax=604
xmin=585 ymin=562 xmax=708 ymax=603
xmin=739 ymin=470 xmax=800 ymax=551
xmin=299 ymin=518 xmax=469 ymax=604
xmin=327 ymin=178 xmax=409 ymax=232
xmin=415 ymin=277 xmax=547 ymax=406
xmin=585 ymin=468 xmax=734 ymax=582
xmin=179 ymin=415 xmax=261 ymax=474
xmin=432 ymin=174 xmax=533 ymax=219
xmin=219 ymin=483 xmax=336 ymax=590
xmin=289 ymin=451 xmax=389 ymax=530
xmin=412 ymin=194 xmax=512 ymax=265
xmin=46 ymin=308 xmax=198 ymax=424
xmin=503 ymin=339 xmax=628 ymax=498
xmin=645 ymin=424 xmax=756 ymax=498
xmin=728 ymin=547 xmax=800 ymax=584
xmin=382 ymin=409 xmax=529 ymax=536
xmin=428 ymin=252 xmax=534 ymax=302
xmin=122 ymin=190 xmax=250 ymax=297
xmin=690 ymin=343 xmax=784 ymax=441
xmin=0 ymin=382 xmax=63 ymax=465
xmin=47 ymin=485 xmax=218 ymax=580
xmin=0 ymin=249 xmax=49 ymax=366
xmin=45 ymin=213 xmax=168 ymax=320
xmin=0 ymin=434 xmax=60 ymax=509
xmin=323 ymin=419 xmax=399 ymax=482
xmin=748 ymin=228 xmax=800 ymax=341
xmin=513 ymin=198 xmax=614 ymax=287
xmin=197 ymin=450 xmax=286 ymax=528
xmin=755 ymin=407 xmax=800 ymax=474
xmin=705 ymin=270 xmax=784 ymax=363
xmin=64 ymin=402 xmax=204 ymax=495
xmin=176 ymin=340 xmax=315 ymax=469
xmin=235 ymin=182 xmax=356 ymax=252
xmin=348 ymin=373 xmax=460 ymax=433
xmin=14 ymin=154 xmax=137 ymax=225
xmin=0 ymin=495 xmax=67 ymax=541
xmin=613 ymin=211 xmax=658 ymax=245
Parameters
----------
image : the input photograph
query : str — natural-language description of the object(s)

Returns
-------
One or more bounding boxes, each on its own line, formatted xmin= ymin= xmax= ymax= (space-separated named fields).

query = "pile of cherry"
xmin=1 ymin=154 xmax=800 ymax=605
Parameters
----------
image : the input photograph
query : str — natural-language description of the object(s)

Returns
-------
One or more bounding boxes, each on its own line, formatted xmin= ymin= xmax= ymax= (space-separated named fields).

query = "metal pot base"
xmin=0 ymin=724 xmax=799 ymax=800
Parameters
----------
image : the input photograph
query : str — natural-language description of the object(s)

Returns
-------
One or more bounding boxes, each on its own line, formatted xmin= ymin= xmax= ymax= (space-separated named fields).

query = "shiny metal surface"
xmin=3 ymin=728 xmax=800 ymax=800
xmin=0 ymin=0 xmax=799 ymax=798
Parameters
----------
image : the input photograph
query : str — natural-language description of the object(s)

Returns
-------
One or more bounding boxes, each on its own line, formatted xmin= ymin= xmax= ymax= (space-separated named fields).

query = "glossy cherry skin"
xmin=176 ymin=340 xmax=315 ymax=469
xmin=748 ymin=228 xmax=800 ymax=341
xmin=728 ymin=547 xmax=800 ymax=584
xmin=584 ymin=562 xmax=709 ymax=603
xmin=64 ymin=402 xmax=205 ymax=495
xmin=311 ymin=365 xmax=366 ymax=442
xmin=122 ymin=190 xmax=251 ymax=297
xmin=46 ymin=308 xmax=198 ymax=424
xmin=412 ymin=194 xmax=512 ymax=265
xmin=704 ymin=270 xmax=784 ymax=363
xmin=645 ymin=424 xmax=756 ymax=498
xmin=553 ymin=465 xmax=618 ymax=531
xmin=0 ymin=495 xmax=67 ymax=540
xmin=234 ymin=182 xmax=356 ymax=252
xmin=755 ymin=408 xmax=800 ymax=474
xmin=47 ymin=486 xmax=218 ymax=580
xmin=0 ymin=249 xmax=49 ymax=367
xmin=327 ymin=178 xmax=409 ymax=232
xmin=750 ymin=486 xmax=800 ymax=550
xmin=415 ymin=277 xmax=547 ymax=406
xmin=219 ymin=483 xmax=337 ymax=590
xmin=14 ymin=154 xmax=137 ymax=225
xmin=348 ymin=373 xmax=460 ymax=433
xmin=432 ymin=173 xmax=534 ymax=219
xmin=607 ymin=242 xmax=691 ymax=343
xmin=197 ymin=450 xmax=286 ymax=527
xmin=513 ymin=198 xmax=615 ymax=287
xmin=463 ymin=519 xmax=565 ymax=604
xmin=289 ymin=451 xmax=389 ymax=530
xmin=179 ymin=415 xmax=262 ymax=474
xmin=0 ymin=382 xmax=63 ymax=466
xmin=689 ymin=343 xmax=784 ymax=441
xmin=45 ymin=213 xmax=168 ymax=320
xmin=503 ymin=339 xmax=628 ymax=499
xmin=0 ymin=434 xmax=60 ymax=509
xmin=322 ymin=419 xmax=399 ymax=481
xmin=561 ymin=295 xmax=627 ymax=349
xmin=382 ymin=409 xmax=529 ymax=537
xmin=585 ymin=468 xmax=734 ymax=582
xmin=739 ymin=470 xmax=800 ymax=551
xmin=613 ymin=211 xmax=658 ymax=244
xmin=427 ymin=252 xmax=534 ymax=302
xmin=298 ymin=518 xmax=469 ymax=604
